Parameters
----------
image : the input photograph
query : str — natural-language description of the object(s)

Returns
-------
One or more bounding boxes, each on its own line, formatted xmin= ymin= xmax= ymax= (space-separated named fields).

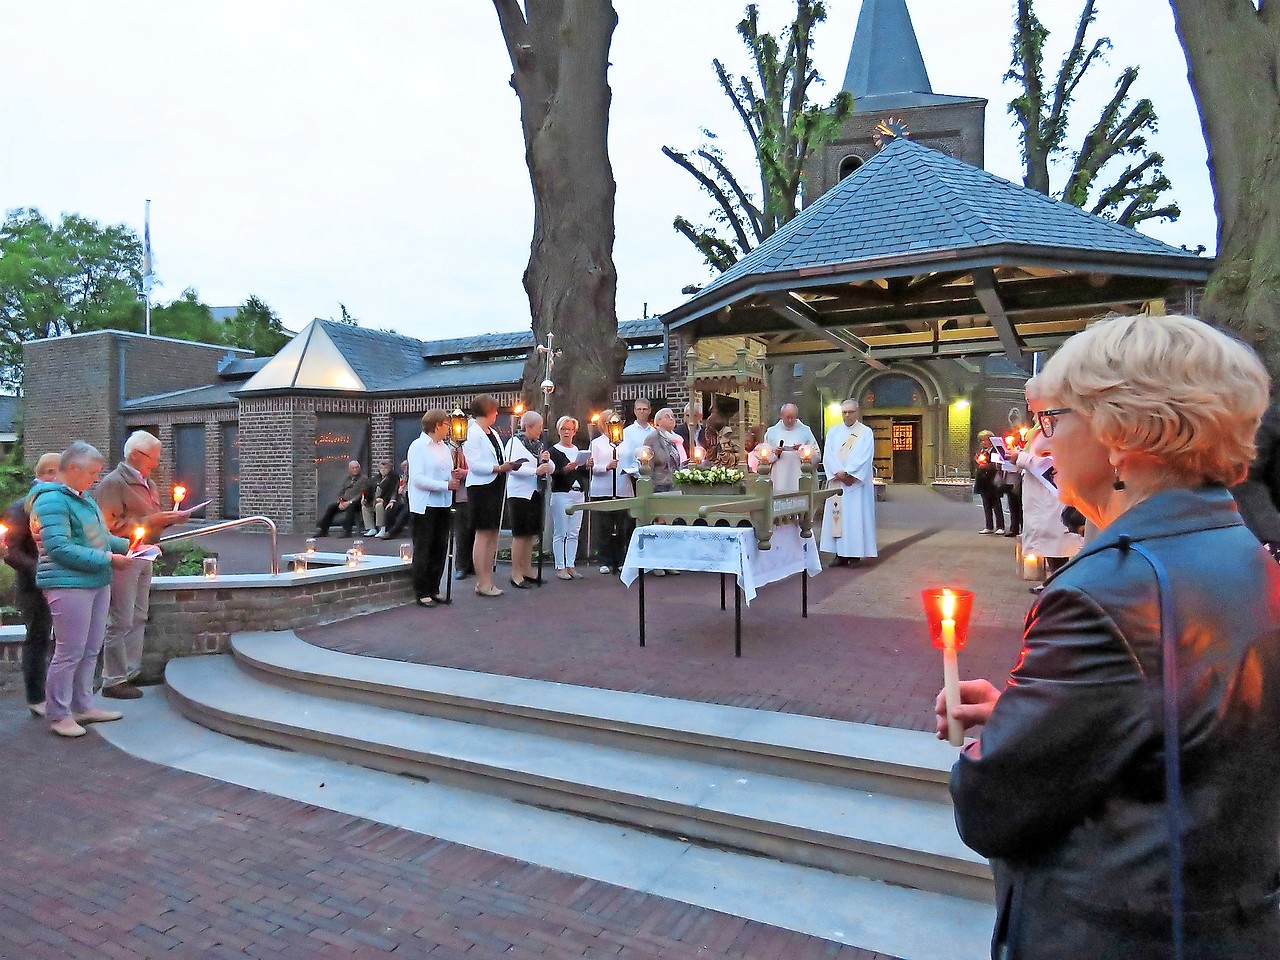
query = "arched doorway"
xmin=843 ymin=370 xmax=936 ymax=484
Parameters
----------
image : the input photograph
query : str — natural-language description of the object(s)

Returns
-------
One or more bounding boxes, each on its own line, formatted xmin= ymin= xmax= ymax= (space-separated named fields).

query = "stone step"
xmin=97 ymin=694 xmax=996 ymax=960
xmin=166 ymin=655 xmax=991 ymax=903
xmin=231 ymin=630 xmax=957 ymax=803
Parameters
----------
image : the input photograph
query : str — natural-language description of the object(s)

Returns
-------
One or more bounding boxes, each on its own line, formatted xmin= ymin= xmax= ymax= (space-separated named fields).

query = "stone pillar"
xmin=238 ymin=397 xmax=317 ymax=534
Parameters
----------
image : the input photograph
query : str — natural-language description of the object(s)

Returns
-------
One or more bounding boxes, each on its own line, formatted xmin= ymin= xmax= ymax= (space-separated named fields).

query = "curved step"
xmin=167 ymin=655 xmax=992 ymax=902
xmin=232 ymin=630 xmax=958 ymax=803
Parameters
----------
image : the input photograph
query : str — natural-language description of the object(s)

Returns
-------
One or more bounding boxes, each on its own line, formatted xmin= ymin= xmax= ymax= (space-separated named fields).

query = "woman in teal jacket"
xmin=30 ymin=441 xmax=132 ymax=738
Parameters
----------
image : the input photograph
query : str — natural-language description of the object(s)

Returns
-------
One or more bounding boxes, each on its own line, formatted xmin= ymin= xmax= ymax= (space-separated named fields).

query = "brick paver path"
xmin=300 ymin=488 xmax=1032 ymax=733
xmin=0 ymin=710 xmax=893 ymax=959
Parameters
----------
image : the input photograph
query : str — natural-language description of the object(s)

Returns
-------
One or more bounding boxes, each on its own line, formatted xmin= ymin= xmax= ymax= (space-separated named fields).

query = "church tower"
xmin=807 ymin=0 xmax=986 ymax=200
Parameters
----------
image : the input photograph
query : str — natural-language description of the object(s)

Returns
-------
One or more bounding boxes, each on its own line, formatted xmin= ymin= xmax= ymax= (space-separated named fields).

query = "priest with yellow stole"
xmin=820 ymin=400 xmax=877 ymax=566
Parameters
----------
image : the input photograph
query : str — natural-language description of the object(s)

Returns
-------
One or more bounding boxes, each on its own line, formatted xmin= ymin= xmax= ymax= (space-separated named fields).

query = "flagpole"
xmin=143 ymin=199 xmax=153 ymax=336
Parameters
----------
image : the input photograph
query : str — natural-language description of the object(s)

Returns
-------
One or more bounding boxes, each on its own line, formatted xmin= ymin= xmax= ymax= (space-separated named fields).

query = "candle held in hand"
xmin=921 ymin=587 xmax=975 ymax=748
xmin=172 ymin=484 xmax=187 ymax=509
xmin=129 ymin=525 xmax=146 ymax=553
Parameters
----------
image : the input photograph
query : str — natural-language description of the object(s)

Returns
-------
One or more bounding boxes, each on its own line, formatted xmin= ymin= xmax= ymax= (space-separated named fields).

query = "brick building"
xmin=22 ymin=319 xmax=697 ymax=533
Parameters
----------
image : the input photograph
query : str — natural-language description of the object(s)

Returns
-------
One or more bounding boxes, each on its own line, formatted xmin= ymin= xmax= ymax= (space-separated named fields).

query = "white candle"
xmin=941 ymin=617 xmax=964 ymax=747
xmin=1021 ymin=552 xmax=1040 ymax=581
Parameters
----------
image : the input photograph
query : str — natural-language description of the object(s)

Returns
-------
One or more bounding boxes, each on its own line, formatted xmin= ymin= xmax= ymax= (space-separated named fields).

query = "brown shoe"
xmin=102 ymin=682 xmax=143 ymax=700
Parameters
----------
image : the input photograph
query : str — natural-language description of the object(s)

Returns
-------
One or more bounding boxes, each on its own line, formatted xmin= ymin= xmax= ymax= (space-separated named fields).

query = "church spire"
xmin=842 ymin=0 xmax=932 ymax=98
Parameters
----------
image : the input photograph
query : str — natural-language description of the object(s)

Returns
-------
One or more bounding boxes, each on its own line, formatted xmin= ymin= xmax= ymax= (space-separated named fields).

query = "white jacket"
xmin=463 ymin=420 xmax=504 ymax=488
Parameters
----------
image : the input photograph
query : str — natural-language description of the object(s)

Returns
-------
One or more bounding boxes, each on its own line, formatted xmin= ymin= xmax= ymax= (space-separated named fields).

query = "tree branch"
xmin=662 ymin=146 xmax=757 ymax=253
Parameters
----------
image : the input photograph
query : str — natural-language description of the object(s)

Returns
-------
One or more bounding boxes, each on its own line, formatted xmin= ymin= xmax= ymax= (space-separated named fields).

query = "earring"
xmin=1112 ymin=472 xmax=1126 ymax=491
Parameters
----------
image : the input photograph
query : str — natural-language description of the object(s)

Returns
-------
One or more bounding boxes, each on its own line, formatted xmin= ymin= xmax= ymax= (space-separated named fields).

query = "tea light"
xmin=399 ymin=542 xmax=413 ymax=563
xmin=202 ymin=557 xmax=218 ymax=579
xmin=351 ymin=539 xmax=365 ymax=558
xmin=345 ymin=549 xmax=360 ymax=567
xmin=305 ymin=538 xmax=317 ymax=554
xmin=294 ymin=555 xmax=308 ymax=575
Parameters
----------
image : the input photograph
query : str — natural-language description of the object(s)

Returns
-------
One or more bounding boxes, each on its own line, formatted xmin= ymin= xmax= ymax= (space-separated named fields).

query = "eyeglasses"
xmin=1035 ymin=408 xmax=1074 ymax=438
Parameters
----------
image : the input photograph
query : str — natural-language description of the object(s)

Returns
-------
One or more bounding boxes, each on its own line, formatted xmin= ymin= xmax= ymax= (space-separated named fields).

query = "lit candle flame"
xmin=941 ymin=588 xmax=955 ymax=621
xmin=172 ymin=484 xmax=187 ymax=507
xmin=756 ymin=443 xmax=774 ymax=463
xmin=130 ymin=526 xmax=146 ymax=551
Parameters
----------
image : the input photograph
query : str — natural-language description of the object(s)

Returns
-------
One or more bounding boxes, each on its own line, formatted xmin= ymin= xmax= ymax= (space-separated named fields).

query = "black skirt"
xmin=508 ymin=491 xmax=544 ymax=537
xmin=468 ymin=476 xmax=505 ymax=531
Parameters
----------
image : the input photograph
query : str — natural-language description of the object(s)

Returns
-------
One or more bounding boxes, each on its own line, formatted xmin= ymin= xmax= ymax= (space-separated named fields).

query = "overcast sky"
xmin=0 ymin=0 xmax=1212 ymax=341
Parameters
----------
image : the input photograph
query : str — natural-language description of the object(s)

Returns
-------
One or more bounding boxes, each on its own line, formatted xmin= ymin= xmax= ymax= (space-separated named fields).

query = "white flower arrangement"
xmin=673 ymin=465 xmax=746 ymax=486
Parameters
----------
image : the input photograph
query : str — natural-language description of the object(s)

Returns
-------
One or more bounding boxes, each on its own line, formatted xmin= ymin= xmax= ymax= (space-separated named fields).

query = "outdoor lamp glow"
xmin=606 ymin=416 xmax=624 ymax=446
xmin=692 ymin=445 xmax=706 ymax=465
xmin=921 ymin=587 xmax=975 ymax=747
xmin=798 ymin=444 xmax=815 ymax=463
xmin=755 ymin=442 xmax=775 ymax=464
xmin=449 ymin=407 xmax=468 ymax=444
xmin=512 ymin=401 xmax=525 ymax=416
xmin=636 ymin=444 xmax=653 ymax=465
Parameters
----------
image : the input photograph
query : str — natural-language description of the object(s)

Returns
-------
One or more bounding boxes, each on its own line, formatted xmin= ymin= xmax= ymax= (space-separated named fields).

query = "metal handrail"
xmin=157 ymin=515 xmax=280 ymax=575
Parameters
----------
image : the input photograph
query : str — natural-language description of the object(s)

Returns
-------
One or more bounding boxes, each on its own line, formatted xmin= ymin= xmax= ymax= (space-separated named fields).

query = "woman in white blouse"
xmin=548 ymin=416 xmax=591 ymax=580
xmin=504 ymin=411 xmax=554 ymax=588
xmin=462 ymin=394 xmax=520 ymax=597
xmin=406 ymin=409 xmax=464 ymax=607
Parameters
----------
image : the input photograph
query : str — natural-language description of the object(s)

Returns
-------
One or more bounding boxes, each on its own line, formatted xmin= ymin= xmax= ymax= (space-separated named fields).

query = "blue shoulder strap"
xmin=1126 ymin=539 xmax=1185 ymax=960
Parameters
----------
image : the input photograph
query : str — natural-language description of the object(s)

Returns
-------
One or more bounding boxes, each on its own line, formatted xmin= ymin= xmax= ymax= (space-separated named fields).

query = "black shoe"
xmin=1003 ymin=531 xmax=1019 ymax=538
xmin=510 ymin=578 xmax=528 ymax=589
xmin=102 ymin=681 xmax=143 ymax=700
xmin=845 ymin=557 xmax=862 ymax=566
xmin=454 ymin=569 xmax=472 ymax=581
xmin=829 ymin=558 xmax=846 ymax=568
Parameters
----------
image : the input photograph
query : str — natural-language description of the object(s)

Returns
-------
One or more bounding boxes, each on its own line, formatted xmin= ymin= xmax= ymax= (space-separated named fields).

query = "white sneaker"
xmin=994 ymin=528 xmax=1006 ymax=535
xmin=364 ymin=528 xmax=377 ymax=537
xmin=599 ymin=565 xmax=611 ymax=575
xmin=978 ymin=528 xmax=993 ymax=535
xmin=376 ymin=527 xmax=386 ymax=538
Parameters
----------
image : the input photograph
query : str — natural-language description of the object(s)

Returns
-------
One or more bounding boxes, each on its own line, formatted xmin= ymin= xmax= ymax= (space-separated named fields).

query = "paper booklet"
xmin=128 ymin=544 xmax=162 ymax=562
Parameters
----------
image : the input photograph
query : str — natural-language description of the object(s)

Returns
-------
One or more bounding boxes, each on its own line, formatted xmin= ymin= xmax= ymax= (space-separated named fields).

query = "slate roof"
xmin=843 ymin=0 xmax=932 ymax=100
xmin=318 ymin=320 xmax=426 ymax=390
xmin=123 ymin=382 xmax=242 ymax=412
xmin=676 ymin=137 xmax=1206 ymax=312
xmin=420 ymin=317 xmax=664 ymax=360
xmin=371 ymin=346 xmax=667 ymax=395
xmin=216 ymin=356 xmax=270 ymax=378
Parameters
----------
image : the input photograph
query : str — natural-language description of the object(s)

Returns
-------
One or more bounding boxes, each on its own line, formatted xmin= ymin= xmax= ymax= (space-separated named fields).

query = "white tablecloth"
xmin=619 ymin=524 xmax=822 ymax=604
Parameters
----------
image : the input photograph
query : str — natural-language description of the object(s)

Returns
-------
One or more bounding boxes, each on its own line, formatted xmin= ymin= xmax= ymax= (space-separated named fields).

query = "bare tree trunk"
xmin=1169 ymin=0 xmax=1280 ymax=375
xmin=492 ymin=0 xmax=624 ymax=430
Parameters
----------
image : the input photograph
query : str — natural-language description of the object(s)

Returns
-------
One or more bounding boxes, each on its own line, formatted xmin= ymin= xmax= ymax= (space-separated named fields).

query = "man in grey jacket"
xmin=91 ymin=430 xmax=194 ymax=699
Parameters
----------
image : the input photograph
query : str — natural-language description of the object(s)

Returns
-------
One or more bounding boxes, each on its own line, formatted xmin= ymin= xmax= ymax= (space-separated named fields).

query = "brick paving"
xmin=0 ymin=486 xmax=1023 ymax=958
xmin=299 ymin=487 xmax=1031 ymax=733
xmin=0 ymin=708 xmax=891 ymax=959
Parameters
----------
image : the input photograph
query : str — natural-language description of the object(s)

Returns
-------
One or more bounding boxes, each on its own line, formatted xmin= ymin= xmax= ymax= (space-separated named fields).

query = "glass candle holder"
xmin=399 ymin=542 xmax=412 ymax=563
xmin=294 ymin=555 xmax=308 ymax=575
xmin=352 ymin=539 xmax=365 ymax=557
xmin=202 ymin=557 xmax=218 ymax=579
xmin=305 ymin=537 xmax=317 ymax=554
xmin=345 ymin=549 xmax=360 ymax=568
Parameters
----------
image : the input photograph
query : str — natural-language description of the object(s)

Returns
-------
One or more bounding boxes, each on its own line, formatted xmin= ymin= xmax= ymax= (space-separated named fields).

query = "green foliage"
xmin=332 ymin=303 xmax=359 ymax=325
xmin=664 ymin=1 xmax=852 ymax=272
xmin=155 ymin=541 xmax=210 ymax=577
xmin=0 ymin=441 xmax=32 ymax=509
xmin=1005 ymin=0 xmax=1179 ymax=226
xmin=0 ymin=208 xmax=143 ymax=387
xmin=223 ymin=295 xmax=290 ymax=356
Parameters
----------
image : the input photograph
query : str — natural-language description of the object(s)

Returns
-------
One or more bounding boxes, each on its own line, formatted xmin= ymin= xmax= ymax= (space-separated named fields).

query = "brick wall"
xmin=23 ymin=330 xmax=248 ymax=469
xmin=140 ymin=566 xmax=415 ymax=681
xmin=123 ymin=407 xmax=239 ymax=520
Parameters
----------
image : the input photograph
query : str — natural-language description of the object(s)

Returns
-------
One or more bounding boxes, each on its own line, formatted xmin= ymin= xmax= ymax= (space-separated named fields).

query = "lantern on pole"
xmin=921 ymin=588 xmax=975 ymax=747
xmin=449 ymin=407 xmax=468 ymax=445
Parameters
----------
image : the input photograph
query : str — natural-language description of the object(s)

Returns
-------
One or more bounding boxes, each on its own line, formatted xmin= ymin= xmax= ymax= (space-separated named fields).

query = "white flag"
xmin=142 ymin=199 xmax=154 ymax=296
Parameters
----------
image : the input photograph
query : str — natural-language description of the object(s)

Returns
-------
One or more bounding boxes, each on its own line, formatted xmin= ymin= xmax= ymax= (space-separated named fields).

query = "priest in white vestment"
xmin=763 ymin=403 xmax=819 ymax=493
xmin=820 ymin=400 xmax=877 ymax=565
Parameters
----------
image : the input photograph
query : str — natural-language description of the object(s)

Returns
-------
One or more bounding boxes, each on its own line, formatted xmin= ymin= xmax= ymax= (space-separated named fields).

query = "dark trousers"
xmin=384 ymin=502 xmax=410 ymax=538
xmin=981 ymin=490 xmax=1006 ymax=530
xmin=18 ymin=587 xmax=53 ymax=706
xmin=1004 ymin=486 xmax=1023 ymax=535
xmin=411 ymin=507 xmax=451 ymax=600
xmin=590 ymin=497 xmax=631 ymax=571
xmin=317 ymin=501 xmax=360 ymax=536
xmin=453 ymin=499 xmax=475 ymax=575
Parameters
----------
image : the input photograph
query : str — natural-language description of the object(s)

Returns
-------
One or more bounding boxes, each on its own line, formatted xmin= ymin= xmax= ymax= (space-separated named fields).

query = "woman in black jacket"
xmin=972 ymin=430 xmax=1006 ymax=535
xmin=361 ymin=460 xmax=400 ymax=537
xmin=939 ymin=314 xmax=1280 ymax=960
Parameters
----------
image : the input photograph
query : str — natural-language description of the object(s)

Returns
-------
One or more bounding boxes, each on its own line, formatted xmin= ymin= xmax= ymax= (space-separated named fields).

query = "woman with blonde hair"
xmin=940 ymin=314 xmax=1280 ymax=959
xmin=548 ymin=415 xmax=590 ymax=579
